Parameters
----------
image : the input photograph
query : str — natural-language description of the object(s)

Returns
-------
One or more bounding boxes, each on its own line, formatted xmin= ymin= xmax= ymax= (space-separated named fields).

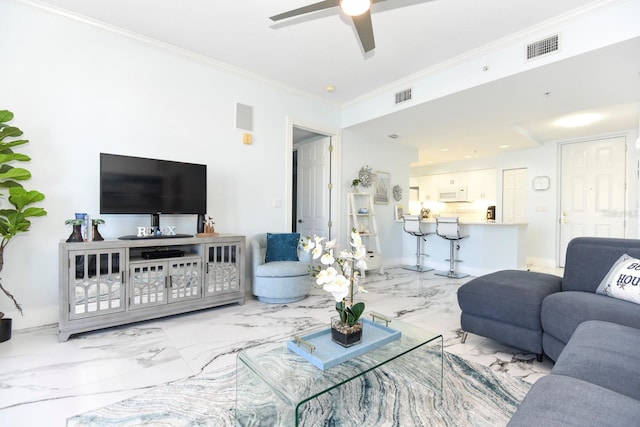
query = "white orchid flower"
xmin=353 ymin=246 xmax=367 ymax=260
xmin=356 ymin=259 xmax=368 ymax=271
xmin=324 ymin=239 xmax=337 ymax=249
xmin=311 ymin=243 xmax=323 ymax=260
xmin=339 ymin=249 xmax=353 ymax=260
xmin=350 ymin=231 xmax=362 ymax=247
xmin=315 ymin=266 xmax=338 ymax=286
xmin=323 ymin=274 xmax=350 ymax=302
xmin=301 ymin=238 xmax=314 ymax=252
xmin=320 ymin=249 xmax=335 ymax=265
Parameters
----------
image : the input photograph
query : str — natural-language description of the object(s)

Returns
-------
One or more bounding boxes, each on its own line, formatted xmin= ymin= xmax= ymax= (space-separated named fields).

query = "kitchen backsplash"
xmin=409 ymin=200 xmax=495 ymax=222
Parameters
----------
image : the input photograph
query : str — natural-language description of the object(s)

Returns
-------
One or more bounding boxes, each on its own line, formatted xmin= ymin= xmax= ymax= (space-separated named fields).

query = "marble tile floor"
xmin=0 ymin=267 xmax=557 ymax=426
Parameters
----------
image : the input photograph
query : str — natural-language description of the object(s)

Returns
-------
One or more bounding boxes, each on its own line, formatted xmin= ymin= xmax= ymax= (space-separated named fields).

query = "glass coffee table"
xmin=235 ymin=313 xmax=442 ymax=426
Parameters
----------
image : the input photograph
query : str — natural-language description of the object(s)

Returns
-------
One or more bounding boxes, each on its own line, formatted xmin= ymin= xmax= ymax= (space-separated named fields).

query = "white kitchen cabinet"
xmin=438 ymin=172 xmax=468 ymax=187
xmin=419 ymin=175 xmax=440 ymax=201
xmin=468 ymin=169 xmax=497 ymax=201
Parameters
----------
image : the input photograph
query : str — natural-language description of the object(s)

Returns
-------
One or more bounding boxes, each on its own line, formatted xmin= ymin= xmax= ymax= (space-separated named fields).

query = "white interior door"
xmin=559 ymin=136 xmax=626 ymax=266
xmin=502 ymin=168 xmax=527 ymax=223
xmin=296 ymin=136 xmax=331 ymax=239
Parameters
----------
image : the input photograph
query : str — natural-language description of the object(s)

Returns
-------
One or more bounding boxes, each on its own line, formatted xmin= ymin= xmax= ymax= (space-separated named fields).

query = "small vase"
xmin=92 ymin=224 xmax=104 ymax=241
xmin=66 ymin=224 xmax=84 ymax=242
xmin=331 ymin=316 xmax=363 ymax=347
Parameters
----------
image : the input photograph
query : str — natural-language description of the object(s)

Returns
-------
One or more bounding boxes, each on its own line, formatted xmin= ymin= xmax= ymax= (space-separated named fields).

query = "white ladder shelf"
xmin=347 ymin=192 xmax=382 ymax=274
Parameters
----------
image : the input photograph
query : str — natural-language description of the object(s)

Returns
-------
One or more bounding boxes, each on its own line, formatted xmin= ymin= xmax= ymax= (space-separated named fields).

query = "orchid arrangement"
xmin=302 ymin=230 xmax=368 ymax=327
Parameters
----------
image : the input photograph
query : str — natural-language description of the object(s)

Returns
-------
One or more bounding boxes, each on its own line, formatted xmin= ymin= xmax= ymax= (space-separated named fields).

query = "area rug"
xmin=68 ymin=351 xmax=530 ymax=426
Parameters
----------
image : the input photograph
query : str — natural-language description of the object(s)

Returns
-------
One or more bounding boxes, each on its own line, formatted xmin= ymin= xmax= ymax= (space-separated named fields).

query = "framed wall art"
xmin=374 ymin=171 xmax=390 ymax=204
xmin=394 ymin=205 xmax=404 ymax=221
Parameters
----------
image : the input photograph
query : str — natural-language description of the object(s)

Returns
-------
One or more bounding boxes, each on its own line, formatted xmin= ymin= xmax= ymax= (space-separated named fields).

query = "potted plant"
xmin=65 ymin=218 xmax=84 ymax=242
xmin=0 ymin=110 xmax=47 ymax=342
xmin=92 ymin=218 xmax=105 ymax=241
xmin=351 ymin=178 xmax=361 ymax=193
xmin=301 ymin=230 xmax=368 ymax=347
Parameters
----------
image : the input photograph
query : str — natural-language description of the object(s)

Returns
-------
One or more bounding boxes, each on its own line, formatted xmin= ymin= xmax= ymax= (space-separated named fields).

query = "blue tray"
xmin=287 ymin=318 xmax=401 ymax=371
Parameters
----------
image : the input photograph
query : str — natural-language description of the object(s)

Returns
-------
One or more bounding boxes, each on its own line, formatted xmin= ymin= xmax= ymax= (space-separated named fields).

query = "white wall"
xmin=497 ymin=130 xmax=639 ymax=267
xmin=340 ymin=129 xmax=417 ymax=266
xmin=0 ymin=1 xmax=341 ymax=328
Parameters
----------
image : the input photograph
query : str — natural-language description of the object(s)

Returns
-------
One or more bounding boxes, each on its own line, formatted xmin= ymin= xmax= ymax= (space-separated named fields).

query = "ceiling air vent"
xmin=395 ymin=88 xmax=412 ymax=105
xmin=526 ymin=34 xmax=559 ymax=60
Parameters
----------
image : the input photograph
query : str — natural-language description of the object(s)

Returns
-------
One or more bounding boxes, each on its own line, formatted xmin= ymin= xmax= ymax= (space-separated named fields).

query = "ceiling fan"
xmin=270 ymin=0 xmax=395 ymax=53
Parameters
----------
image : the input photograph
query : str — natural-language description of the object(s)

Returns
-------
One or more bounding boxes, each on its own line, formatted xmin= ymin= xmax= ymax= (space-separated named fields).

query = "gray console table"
xmin=58 ymin=234 xmax=245 ymax=341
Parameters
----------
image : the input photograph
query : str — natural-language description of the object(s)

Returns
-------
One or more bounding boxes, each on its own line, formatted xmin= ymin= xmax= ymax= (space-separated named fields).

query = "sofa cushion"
xmin=458 ymin=270 xmax=562 ymax=331
xmin=552 ymin=320 xmax=640 ymax=400
xmin=254 ymin=260 xmax=309 ymax=278
xmin=562 ymin=237 xmax=640 ymax=293
xmin=595 ymin=253 xmax=640 ymax=305
xmin=541 ymin=291 xmax=640 ymax=348
xmin=265 ymin=233 xmax=300 ymax=263
xmin=507 ymin=375 xmax=640 ymax=427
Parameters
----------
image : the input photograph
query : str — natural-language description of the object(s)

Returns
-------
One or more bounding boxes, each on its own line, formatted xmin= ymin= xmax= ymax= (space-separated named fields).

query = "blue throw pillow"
xmin=265 ymin=233 xmax=300 ymax=263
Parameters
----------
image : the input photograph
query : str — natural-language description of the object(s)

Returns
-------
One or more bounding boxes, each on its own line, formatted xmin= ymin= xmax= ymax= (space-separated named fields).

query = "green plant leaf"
xmin=22 ymin=207 xmax=47 ymax=218
xmin=0 ymin=110 xmax=14 ymax=124
xmin=0 ymin=140 xmax=28 ymax=151
xmin=8 ymin=187 xmax=44 ymax=210
xmin=0 ymin=167 xmax=31 ymax=182
xmin=0 ymin=126 xmax=23 ymax=140
xmin=0 ymin=153 xmax=30 ymax=164
xmin=0 ymin=180 xmax=23 ymax=189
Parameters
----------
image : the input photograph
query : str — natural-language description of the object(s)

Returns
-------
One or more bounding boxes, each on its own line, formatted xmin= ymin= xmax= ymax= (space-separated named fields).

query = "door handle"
xmin=298 ymin=219 xmax=303 ymax=223
xmin=561 ymin=212 xmax=569 ymax=224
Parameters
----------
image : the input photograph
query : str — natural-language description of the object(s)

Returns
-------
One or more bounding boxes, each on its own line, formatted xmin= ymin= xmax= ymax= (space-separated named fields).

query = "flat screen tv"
xmin=100 ymin=153 xmax=207 ymax=216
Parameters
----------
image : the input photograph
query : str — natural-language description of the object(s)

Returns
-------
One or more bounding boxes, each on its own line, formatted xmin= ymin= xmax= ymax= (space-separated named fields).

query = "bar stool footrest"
xmin=403 ymin=265 xmax=434 ymax=272
xmin=434 ymin=270 xmax=469 ymax=279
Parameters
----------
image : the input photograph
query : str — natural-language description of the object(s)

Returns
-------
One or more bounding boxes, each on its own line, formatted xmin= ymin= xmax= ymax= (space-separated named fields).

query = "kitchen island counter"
xmin=402 ymin=220 xmax=528 ymax=276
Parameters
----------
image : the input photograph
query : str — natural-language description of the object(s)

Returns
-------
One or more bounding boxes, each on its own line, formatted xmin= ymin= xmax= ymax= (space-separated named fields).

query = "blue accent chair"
xmin=251 ymin=233 xmax=311 ymax=303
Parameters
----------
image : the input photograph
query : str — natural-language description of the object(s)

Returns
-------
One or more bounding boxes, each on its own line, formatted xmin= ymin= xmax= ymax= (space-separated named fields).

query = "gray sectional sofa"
xmin=457 ymin=237 xmax=640 ymax=425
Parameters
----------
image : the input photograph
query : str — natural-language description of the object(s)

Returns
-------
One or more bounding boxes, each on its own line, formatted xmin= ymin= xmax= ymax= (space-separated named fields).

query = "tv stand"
xmin=118 ymin=233 xmax=193 ymax=240
xmin=58 ymin=234 xmax=245 ymax=341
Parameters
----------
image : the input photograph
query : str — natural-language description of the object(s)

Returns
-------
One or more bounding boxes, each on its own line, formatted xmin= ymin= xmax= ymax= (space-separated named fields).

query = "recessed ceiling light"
xmin=325 ymin=85 xmax=335 ymax=93
xmin=554 ymin=113 xmax=603 ymax=128
xmin=465 ymin=155 xmax=472 ymax=158
xmin=499 ymin=145 xmax=510 ymax=149
xmin=441 ymin=148 xmax=448 ymax=152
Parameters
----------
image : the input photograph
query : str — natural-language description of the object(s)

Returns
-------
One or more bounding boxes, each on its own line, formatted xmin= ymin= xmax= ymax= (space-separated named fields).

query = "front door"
xmin=559 ymin=136 xmax=626 ymax=266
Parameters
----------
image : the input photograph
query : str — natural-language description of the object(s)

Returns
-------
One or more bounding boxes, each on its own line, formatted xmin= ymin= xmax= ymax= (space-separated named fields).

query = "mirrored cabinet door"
xmin=68 ymin=249 xmax=125 ymax=319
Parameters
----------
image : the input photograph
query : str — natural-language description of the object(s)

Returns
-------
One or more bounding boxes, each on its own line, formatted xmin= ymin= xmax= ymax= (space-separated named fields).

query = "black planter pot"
xmin=92 ymin=224 xmax=104 ymax=241
xmin=66 ymin=224 xmax=84 ymax=242
xmin=331 ymin=317 xmax=363 ymax=348
xmin=0 ymin=318 xmax=12 ymax=343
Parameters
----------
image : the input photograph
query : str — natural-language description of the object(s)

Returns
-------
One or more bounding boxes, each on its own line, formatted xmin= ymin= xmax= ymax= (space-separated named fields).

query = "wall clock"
xmin=532 ymin=176 xmax=550 ymax=191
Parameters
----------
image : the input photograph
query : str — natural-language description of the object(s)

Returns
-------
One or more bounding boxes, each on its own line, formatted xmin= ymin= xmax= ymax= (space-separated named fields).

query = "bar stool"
xmin=434 ymin=217 xmax=469 ymax=279
xmin=402 ymin=215 xmax=434 ymax=272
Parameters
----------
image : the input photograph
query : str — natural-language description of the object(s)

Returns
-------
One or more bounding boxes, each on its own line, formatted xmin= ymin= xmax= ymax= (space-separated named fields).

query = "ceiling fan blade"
xmin=270 ymin=0 xmax=340 ymax=21
xmin=352 ymin=11 xmax=375 ymax=53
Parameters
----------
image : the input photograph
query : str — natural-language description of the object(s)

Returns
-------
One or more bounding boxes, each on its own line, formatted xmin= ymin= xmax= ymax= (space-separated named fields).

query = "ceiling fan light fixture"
xmin=340 ymin=0 xmax=371 ymax=16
